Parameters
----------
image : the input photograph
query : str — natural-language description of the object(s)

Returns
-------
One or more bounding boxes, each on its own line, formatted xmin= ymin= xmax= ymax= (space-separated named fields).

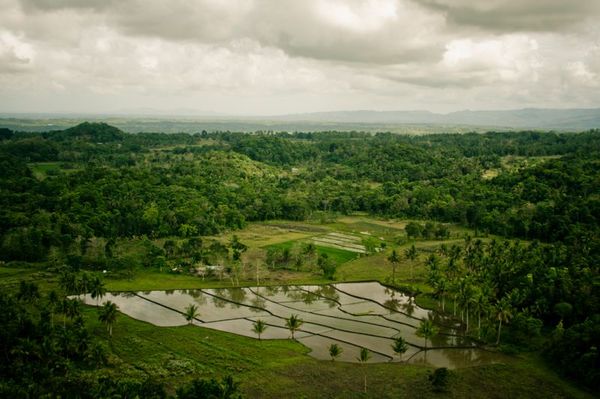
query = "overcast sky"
xmin=1 ymin=0 xmax=599 ymax=115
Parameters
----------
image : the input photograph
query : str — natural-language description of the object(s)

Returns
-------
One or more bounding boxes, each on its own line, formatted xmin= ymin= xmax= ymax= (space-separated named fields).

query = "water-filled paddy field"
xmin=81 ymin=282 xmax=505 ymax=368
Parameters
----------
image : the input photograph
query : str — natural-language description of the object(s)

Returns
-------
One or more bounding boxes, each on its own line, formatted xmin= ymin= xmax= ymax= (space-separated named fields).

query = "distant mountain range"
xmin=1 ymin=108 xmax=599 ymax=132
xmin=265 ymin=108 xmax=600 ymax=131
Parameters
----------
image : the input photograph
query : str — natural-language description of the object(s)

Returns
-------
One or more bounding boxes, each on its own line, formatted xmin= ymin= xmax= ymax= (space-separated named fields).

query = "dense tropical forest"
xmin=0 ymin=122 xmax=599 ymax=397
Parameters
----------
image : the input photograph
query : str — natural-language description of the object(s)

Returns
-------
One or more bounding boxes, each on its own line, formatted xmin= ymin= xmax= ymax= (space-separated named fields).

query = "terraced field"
xmin=312 ymin=232 xmax=367 ymax=254
xmin=81 ymin=282 xmax=505 ymax=369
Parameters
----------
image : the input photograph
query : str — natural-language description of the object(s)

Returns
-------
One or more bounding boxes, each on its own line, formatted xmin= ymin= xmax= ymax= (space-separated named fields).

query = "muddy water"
xmin=80 ymin=282 xmax=508 ymax=369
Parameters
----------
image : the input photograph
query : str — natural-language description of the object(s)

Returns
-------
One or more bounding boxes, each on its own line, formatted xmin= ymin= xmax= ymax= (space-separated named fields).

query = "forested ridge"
xmin=0 ymin=122 xmax=599 ymax=396
xmin=2 ymin=124 xmax=599 ymax=245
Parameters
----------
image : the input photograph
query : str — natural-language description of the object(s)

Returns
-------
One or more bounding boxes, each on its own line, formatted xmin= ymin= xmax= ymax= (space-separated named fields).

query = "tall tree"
xmin=329 ymin=343 xmax=343 ymax=361
xmin=285 ymin=314 xmax=304 ymax=339
xmin=17 ymin=281 xmax=40 ymax=303
xmin=472 ymin=288 xmax=489 ymax=339
xmin=47 ymin=290 xmax=59 ymax=327
xmin=387 ymin=249 xmax=400 ymax=283
xmin=392 ymin=336 xmax=409 ymax=358
xmin=98 ymin=301 xmax=119 ymax=338
xmin=89 ymin=276 xmax=106 ymax=306
xmin=495 ymin=298 xmax=513 ymax=345
xmin=252 ymin=319 xmax=267 ymax=341
xmin=79 ymin=272 xmax=90 ymax=297
xmin=416 ymin=319 xmax=439 ymax=350
xmin=405 ymin=244 xmax=418 ymax=280
xmin=357 ymin=347 xmax=371 ymax=393
xmin=184 ymin=303 xmax=199 ymax=325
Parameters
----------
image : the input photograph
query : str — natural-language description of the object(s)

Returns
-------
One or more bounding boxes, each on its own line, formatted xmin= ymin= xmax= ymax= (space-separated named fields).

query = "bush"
xmin=505 ymin=313 xmax=543 ymax=349
xmin=544 ymin=316 xmax=600 ymax=389
xmin=176 ymin=376 xmax=242 ymax=399
xmin=428 ymin=367 xmax=450 ymax=392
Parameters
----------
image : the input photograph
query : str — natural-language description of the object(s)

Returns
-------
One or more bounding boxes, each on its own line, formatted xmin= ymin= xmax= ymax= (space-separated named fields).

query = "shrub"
xmin=428 ymin=367 xmax=450 ymax=392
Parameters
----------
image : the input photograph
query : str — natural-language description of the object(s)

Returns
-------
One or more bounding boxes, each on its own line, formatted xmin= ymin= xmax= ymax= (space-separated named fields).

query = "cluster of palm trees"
xmin=249 ymin=314 xmax=304 ymax=341
xmin=425 ymin=239 xmax=518 ymax=344
xmin=387 ymin=243 xmax=419 ymax=284
xmin=56 ymin=270 xmax=121 ymax=339
xmin=328 ymin=344 xmax=372 ymax=392
xmin=59 ymin=270 xmax=105 ymax=299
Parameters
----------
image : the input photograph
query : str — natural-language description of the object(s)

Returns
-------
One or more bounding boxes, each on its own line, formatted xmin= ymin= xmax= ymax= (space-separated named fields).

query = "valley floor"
xmin=0 ymin=217 xmax=595 ymax=398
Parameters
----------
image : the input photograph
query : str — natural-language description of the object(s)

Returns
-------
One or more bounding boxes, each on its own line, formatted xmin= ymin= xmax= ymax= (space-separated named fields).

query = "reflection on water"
xmin=80 ymin=282 xmax=507 ymax=368
xmin=407 ymin=347 xmax=505 ymax=369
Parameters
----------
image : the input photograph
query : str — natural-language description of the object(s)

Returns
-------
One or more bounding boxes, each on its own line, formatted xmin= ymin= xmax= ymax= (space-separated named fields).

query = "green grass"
xmin=0 ymin=265 xmax=58 ymax=294
xmin=81 ymin=306 xmax=592 ymax=398
xmin=265 ymin=240 xmax=360 ymax=265
xmin=2 ymin=217 xmax=594 ymax=397
xmin=104 ymin=270 xmax=336 ymax=292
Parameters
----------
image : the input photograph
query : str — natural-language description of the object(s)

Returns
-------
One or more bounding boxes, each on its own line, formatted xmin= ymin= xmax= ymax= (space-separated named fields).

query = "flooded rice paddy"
xmin=81 ymin=282 xmax=505 ymax=368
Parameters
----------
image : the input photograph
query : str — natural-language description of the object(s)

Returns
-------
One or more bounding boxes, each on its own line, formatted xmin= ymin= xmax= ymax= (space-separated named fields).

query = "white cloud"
xmin=0 ymin=31 xmax=35 ymax=72
xmin=0 ymin=0 xmax=599 ymax=114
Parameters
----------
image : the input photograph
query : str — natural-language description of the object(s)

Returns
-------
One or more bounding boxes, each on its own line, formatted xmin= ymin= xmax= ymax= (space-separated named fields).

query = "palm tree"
xmin=252 ymin=319 xmax=268 ymax=341
xmin=357 ymin=347 xmax=371 ymax=393
xmin=184 ymin=303 xmax=199 ymax=325
xmin=404 ymin=244 xmax=418 ymax=280
xmin=387 ymin=249 xmax=400 ymax=283
xmin=329 ymin=343 xmax=343 ymax=361
xmin=79 ymin=272 xmax=90 ymax=298
xmin=89 ymin=276 xmax=106 ymax=306
xmin=17 ymin=281 xmax=40 ymax=303
xmin=457 ymin=277 xmax=474 ymax=331
xmin=62 ymin=298 xmax=81 ymax=328
xmin=416 ymin=319 xmax=439 ymax=350
xmin=472 ymin=289 xmax=489 ymax=339
xmin=433 ymin=276 xmax=447 ymax=312
xmin=285 ymin=314 xmax=304 ymax=339
xmin=495 ymin=298 xmax=513 ymax=345
xmin=392 ymin=336 xmax=408 ymax=357
xmin=98 ymin=301 xmax=119 ymax=338
xmin=47 ymin=290 xmax=59 ymax=327
xmin=449 ymin=279 xmax=459 ymax=317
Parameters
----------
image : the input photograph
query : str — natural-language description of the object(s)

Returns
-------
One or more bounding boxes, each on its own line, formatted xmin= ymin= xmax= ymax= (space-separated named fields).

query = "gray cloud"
xmin=13 ymin=0 xmax=449 ymax=64
xmin=414 ymin=0 xmax=600 ymax=32
xmin=0 ymin=0 xmax=599 ymax=114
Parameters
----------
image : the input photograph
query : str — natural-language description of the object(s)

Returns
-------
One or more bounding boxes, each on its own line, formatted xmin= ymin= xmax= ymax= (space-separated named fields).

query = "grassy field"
xmin=81 ymin=306 xmax=591 ymax=398
xmin=1 ymin=216 xmax=592 ymax=398
xmin=265 ymin=239 xmax=360 ymax=264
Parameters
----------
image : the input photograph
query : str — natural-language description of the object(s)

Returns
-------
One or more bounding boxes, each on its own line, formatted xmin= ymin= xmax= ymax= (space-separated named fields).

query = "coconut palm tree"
xmin=416 ymin=319 xmax=439 ymax=350
xmin=47 ymin=290 xmax=59 ymax=327
xmin=17 ymin=281 xmax=40 ymax=303
xmin=329 ymin=343 xmax=343 ymax=361
xmin=60 ymin=298 xmax=81 ymax=329
xmin=471 ymin=289 xmax=489 ymax=339
xmin=285 ymin=314 xmax=303 ymax=339
xmin=253 ymin=319 xmax=268 ymax=341
xmin=59 ymin=270 xmax=77 ymax=295
xmin=98 ymin=301 xmax=119 ymax=338
xmin=457 ymin=277 xmax=474 ymax=332
xmin=89 ymin=276 xmax=106 ymax=306
xmin=433 ymin=276 xmax=448 ymax=312
xmin=387 ymin=249 xmax=400 ymax=283
xmin=357 ymin=347 xmax=371 ymax=393
xmin=392 ymin=336 xmax=408 ymax=357
xmin=79 ymin=272 xmax=90 ymax=298
xmin=184 ymin=303 xmax=199 ymax=325
xmin=495 ymin=298 xmax=513 ymax=345
xmin=404 ymin=244 xmax=418 ymax=280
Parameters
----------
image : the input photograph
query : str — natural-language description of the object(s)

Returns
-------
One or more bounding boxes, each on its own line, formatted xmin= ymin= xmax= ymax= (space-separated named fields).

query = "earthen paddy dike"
xmin=81 ymin=282 xmax=507 ymax=368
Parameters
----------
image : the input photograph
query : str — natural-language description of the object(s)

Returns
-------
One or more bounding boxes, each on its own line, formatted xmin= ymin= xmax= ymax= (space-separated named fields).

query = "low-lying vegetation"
xmin=0 ymin=123 xmax=598 ymax=397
